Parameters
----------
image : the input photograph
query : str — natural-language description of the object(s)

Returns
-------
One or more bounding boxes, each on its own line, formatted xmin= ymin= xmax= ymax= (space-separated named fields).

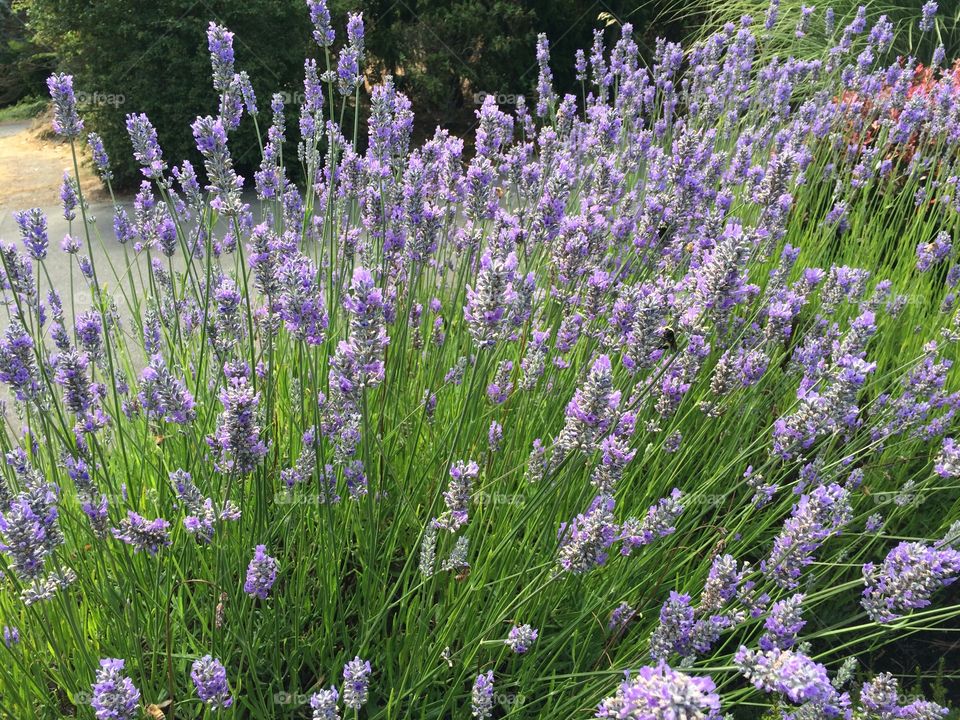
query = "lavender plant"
xmin=0 ymin=2 xmax=959 ymax=718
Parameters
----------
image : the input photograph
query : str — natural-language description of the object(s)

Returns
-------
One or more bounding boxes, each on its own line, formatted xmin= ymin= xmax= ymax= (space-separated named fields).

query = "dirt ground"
xmin=0 ymin=116 xmax=108 ymax=211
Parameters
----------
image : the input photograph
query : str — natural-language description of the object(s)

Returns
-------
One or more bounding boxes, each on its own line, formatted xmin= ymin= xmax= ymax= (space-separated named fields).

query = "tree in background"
xmin=15 ymin=0 xmax=688 ymax=188
xmin=0 ymin=2 xmax=54 ymax=106
xmin=16 ymin=0 xmax=313 ymax=187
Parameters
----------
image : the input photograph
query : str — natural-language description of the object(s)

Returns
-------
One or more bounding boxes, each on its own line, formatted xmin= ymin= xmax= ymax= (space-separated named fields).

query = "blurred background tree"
xmin=8 ymin=0 xmax=693 ymax=188
xmin=0 ymin=2 xmax=54 ymax=108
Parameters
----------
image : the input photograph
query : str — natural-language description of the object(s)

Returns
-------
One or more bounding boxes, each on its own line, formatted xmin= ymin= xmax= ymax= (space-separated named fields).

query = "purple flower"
xmin=764 ymin=0 xmax=780 ymax=30
xmin=464 ymin=244 xmax=519 ymax=348
xmin=861 ymin=673 xmax=946 ymax=719
xmin=47 ymin=73 xmax=83 ymax=138
xmin=309 ymin=687 xmax=341 ymax=719
xmin=342 ymin=656 xmax=371 ymax=710
xmin=535 ymin=34 xmax=555 ymax=117
xmin=138 ymin=354 xmax=196 ymax=425
xmin=700 ymin=554 xmax=746 ymax=614
xmin=192 ymin=115 xmax=243 ymax=215
xmin=916 ymin=231 xmax=952 ymax=272
xmin=113 ymin=206 xmax=134 ymax=245
xmin=608 ymin=602 xmax=636 ymax=632
xmin=90 ymin=658 xmax=140 ymax=720
xmin=13 ymin=208 xmax=49 ymax=260
xmin=0 ymin=491 xmax=60 ymax=582
xmin=554 ymin=354 xmax=620 ymax=459
xmin=111 ymin=511 xmax=171 ymax=555
xmin=762 ymin=483 xmax=851 ymax=588
xmin=0 ymin=322 xmax=41 ymax=402
xmin=735 ymin=646 xmax=849 ymax=716
xmin=434 ymin=460 xmax=479 ymax=532
xmin=506 ymin=624 xmax=538 ymax=654
xmin=207 ymin=22 xmax=235 ymax=92
xmin=307 ymin=0 xmax=335 ymax=47
xmin=344 ymin=459 xmax=367 ymax=500
xmin=595 ymin=661 xmax=721 ymax=719
xmin=488 ymin=420 xmax=503 ymax=453
xmin=618 ymin=489 xmax=683 ymax=554
xmin=207 ymin=362 xmax=268 ymax=474
xmin=170 ymin=469 xmax=239 ymax=543
xmin=2 ymin=625 xmax=19 ymax=648
xmin=75 ymin=311 xmax=103 ymax=360
xmin=54 ymin=349 xmax=93 ymax=414
xmin=244 ymin=544 xmax=279 ymax=600
xmin=471 ymin=671 xmax=495 ymax=719
xmin=760 ymin=593 xmax=805 ymax=650
xmin=557 ymin=495 xmax=618 ymax=574
xmin=125 ymin=113 xmax=165 ymax=180
xmin=278 ymin=253 xmax=328 ymax=345
xmin=347 ymin=12 xmax=364 ymax=56
xmin=191 ymin=655 xmax=233 ymax=710
xmin=487 ymin=360 xmax=514 ymax=404
xmin=336 ymin=45 xmax=361 ymax=95
xmin=934 ymin=437 xmax=960 ymax=478
xmin=920 ymin=1 xmax=938 ymax=32
xmin=60 ymin=172 xmax=79 ymax=221
xmin=87 ymin=132 xmax=112 ymax=180
xmin=861 ymin=536 xmax=960 ymax=622
xmin=342 ymin=267 xmax=390 ymax=386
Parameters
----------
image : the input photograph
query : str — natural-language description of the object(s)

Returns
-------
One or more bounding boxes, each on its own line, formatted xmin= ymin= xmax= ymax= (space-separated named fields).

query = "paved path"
xmin=0 ymin=119 xmax=135 ymax=313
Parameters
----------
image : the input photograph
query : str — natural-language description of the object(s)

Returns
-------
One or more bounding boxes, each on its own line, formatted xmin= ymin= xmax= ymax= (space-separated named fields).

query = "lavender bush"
xmin=0 ymin=2 xmax=959 ymax=717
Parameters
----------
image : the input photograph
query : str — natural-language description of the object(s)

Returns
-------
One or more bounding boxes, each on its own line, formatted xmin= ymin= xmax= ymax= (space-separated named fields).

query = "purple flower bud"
xmin=244 ymin=544 xmax=279 ymax=599
xmin=191 ymin=655 xmax=233 ymax=710
xmin=47 ymin=73 xmax=83 ymax=138
xmin=90 ymin=658 xmax=140 ymax=720
xmin=342 ymin=656 xmax=371 ymax=709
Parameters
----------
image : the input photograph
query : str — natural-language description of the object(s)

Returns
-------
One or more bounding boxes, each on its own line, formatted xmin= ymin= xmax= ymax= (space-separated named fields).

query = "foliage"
xmin=15 ymin=0 xmax=690 ymax=188
xmin=15 ymin=0 xmax=312 ymax=187
xmin=0 ymin=4 xmax=53 ymax=107
xmin=0 ymin=93 xmax=45 ymax=121
xmin=1 ymin=2 xmax=960 ymax=719
xmin=657 ymin=0 xmax=960 ymax=60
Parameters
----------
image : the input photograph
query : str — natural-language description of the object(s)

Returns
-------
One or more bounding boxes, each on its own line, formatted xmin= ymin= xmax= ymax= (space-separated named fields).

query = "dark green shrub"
xmin=17 ymin=0 xmax=313 ymax=188
xmin=16 ymin=0 xmax=690 ymax=187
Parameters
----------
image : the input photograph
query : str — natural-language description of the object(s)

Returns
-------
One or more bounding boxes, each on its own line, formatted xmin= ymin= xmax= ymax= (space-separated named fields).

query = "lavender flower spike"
xmin=861 ymin=535 xmax=960 ymax=623
xmin=471 ymin=671 xmax=495 ymax=719
xmin=342 ymin=656 xmax=371 ymax=710
xmin=111 ymin=511 xmax=171 ymax=555
xmin=13 ymin=208 xmax=49 ymax=260
xmin=208 ymin=361 xmax=268 ymax=475
xmin=595 ymin=661 xmax=721 ymax=719
xmin=310 ymin=686 xmax=341 ymax=720
xmin=192 ymin=115 xmax=243 ymax=215
xmin=90 ymin=658 xmax=140 ymax=720
xmin=307 ymin=0 xmax=335 ymax=47
xmin=434 ymin=459 xmax=479 ymax=532
xmin=191 ymin=655 xmax=233 ymax=710
xmin=506 ymin=624 xmax=538 ymax=654
xmin=125 ymin=113 xmax=165 ymax=180
xmin=244 ymin=544 xmax=279 ymax=600
xmin=47 ymin=73 xmax=83 ymax=138
xmin=343 ymin=267 xmax=390 ymax=387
